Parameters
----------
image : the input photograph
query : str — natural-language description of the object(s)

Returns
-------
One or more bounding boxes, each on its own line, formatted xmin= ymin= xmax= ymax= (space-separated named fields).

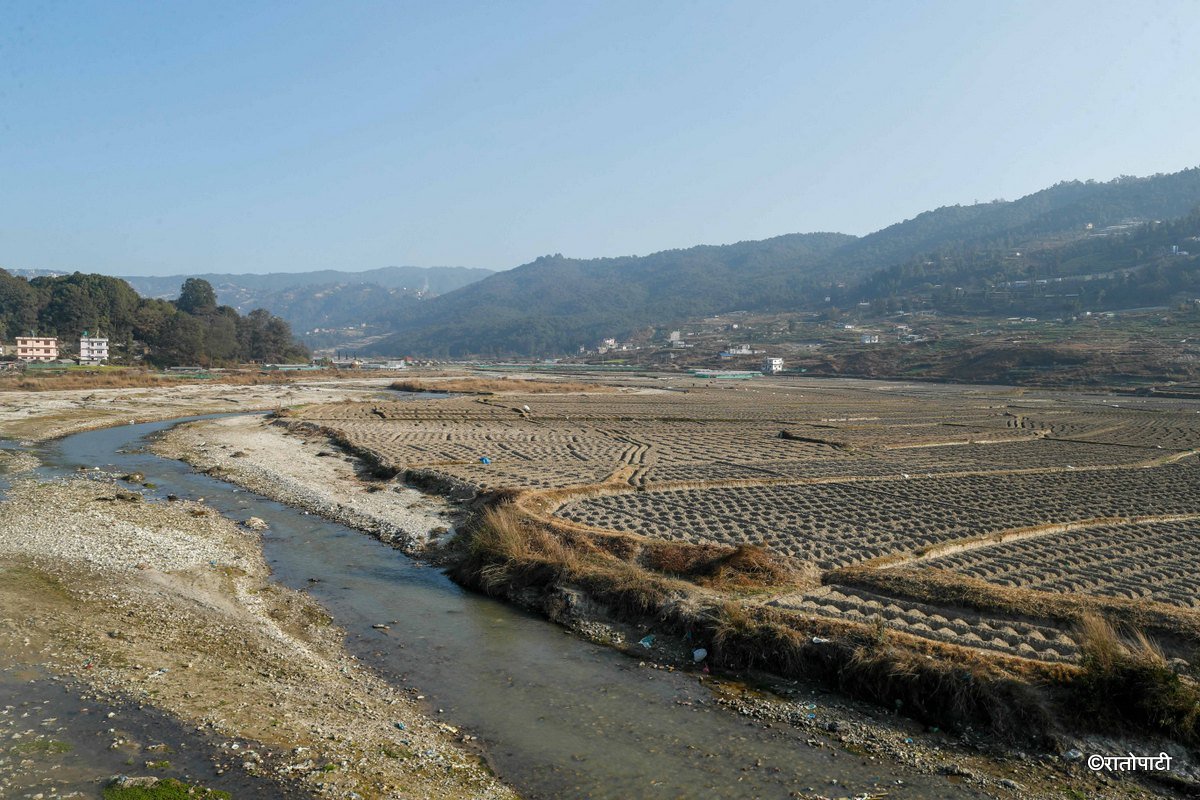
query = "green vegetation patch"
xmin=102 ymin=778 xmax=231 ymax=800
xmin=9 ymin=738 xmax=72 ymax=756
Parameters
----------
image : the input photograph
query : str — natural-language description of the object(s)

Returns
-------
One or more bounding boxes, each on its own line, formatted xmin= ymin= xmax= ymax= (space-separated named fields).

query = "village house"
xmin=15 ymin=335 xmax=58 ymax=362
xmin=79 ymin=331 xmax=109 ymax=364
xmin=761 ymin=357 xmax=784 ymax=374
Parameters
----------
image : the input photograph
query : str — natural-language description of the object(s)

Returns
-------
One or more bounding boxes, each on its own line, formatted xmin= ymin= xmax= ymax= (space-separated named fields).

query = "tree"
xmin=204 ymin=306 xmax=241 ymax=363
xmin=41 ymin=282 xmax=99 ymax=337
xmin=0 ymin=269 xmax=39 ymax=339
xmin=236 ymin=308 xmax=307 ymax=362
xmin=155 ymin=312 xmax=206 ymax=366
xmin=176 ymin=278 xmax=217 ymax=315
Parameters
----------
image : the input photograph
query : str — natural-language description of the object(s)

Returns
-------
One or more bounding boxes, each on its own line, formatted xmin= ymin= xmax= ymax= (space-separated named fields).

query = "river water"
xmin=15 ymin=416 xmax=981 ymax=799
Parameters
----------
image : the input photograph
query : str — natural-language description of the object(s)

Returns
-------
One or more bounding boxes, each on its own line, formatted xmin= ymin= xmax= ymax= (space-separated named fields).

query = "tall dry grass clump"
xmin=638 ymin=540 xmax=811 ymax=590
xmin=457 ymin=505 xmax=580 ymax=591
xmin=1072 ymin=614 xmax=1200 ymax=746
xmin=452 ymin=503 xmax=689 ymax=618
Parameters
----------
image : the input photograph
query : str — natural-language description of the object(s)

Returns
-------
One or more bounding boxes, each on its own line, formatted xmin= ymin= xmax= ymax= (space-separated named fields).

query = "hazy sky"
xmin=2 ymin=1 xmax=1199 ymax=276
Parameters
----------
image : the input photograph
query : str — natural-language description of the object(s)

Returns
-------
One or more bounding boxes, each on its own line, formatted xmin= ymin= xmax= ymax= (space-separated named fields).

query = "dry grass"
xmin=454 ymin=503 xmax=794 ymax=603
xmin=1072 ymin=614 xmax=1200 ymax=746
xmin=390 ymin=377 xmax=614 ymax=395
xmin=638 ymin=540 xmax=809 ymax=590
xmin=451 ymin=504 xmax=689 ymax=619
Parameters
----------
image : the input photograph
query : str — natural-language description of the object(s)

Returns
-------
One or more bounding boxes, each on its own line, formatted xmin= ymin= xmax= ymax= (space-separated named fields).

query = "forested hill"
xmin=822 ymin=168 xmax=1200 ymax=277
xmin=0 ymin=273 xmax=307 ymax=366
xmin=366 ymin=232 xmax=855 ymax=357
xmin=365 ymin=167 xmax=1200 ymax=357
xmin=851 ymin=206 xmax=1200 ymax=315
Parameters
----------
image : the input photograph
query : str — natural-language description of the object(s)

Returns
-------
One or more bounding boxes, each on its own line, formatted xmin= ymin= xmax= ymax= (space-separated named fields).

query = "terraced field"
xmin=926 ymin=518 xmax=1200 ymax=608
xmin=770 ymin=585 xmax=1082 ymax=663
xmin=288 ymin=375 xmax=1200 ymax=668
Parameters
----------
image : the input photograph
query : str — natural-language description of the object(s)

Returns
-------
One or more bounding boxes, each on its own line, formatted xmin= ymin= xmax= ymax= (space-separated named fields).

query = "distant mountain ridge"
xmin=120 ymin=265 xmax=492 ymax=299
xmin=5 ymin=265 xmax=494 ymax=344
xmin=366 ymin=232 xmax=855 ymax=356
xmin=364 ymin=167 xmax=1200 ymax=356
xmin=120 ymin=266 xmax=494 ymax=337
xmin=825 ymin=169 xmax=1200 ymax=274
xmin=11 ymin=167 xmax=1200 ymax=359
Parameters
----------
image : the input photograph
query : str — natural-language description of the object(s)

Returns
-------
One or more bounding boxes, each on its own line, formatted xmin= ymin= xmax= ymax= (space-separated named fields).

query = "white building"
xmin=761 ymin=357 xmax=784 ymax=374
xmin=16 ymin=336 xmax=58 ymax=362
xmin=860 ymin=334 xmax=880 ymax=345
xmin=79 ymin=332 xmax=109 ymax=364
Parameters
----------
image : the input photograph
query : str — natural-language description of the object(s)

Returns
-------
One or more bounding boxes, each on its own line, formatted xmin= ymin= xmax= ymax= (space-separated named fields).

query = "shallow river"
xmin=18 ymin=415 xmax=982 ymax=799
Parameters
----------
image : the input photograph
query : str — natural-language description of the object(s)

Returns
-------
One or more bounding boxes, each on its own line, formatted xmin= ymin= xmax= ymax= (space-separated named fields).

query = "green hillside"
xmin=367 ymin=167 xmax=1200 ymax=357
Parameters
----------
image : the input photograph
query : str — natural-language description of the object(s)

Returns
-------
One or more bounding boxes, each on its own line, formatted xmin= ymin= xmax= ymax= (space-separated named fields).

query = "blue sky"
xmin=2 ymin=1 xmax=1198 ymax=276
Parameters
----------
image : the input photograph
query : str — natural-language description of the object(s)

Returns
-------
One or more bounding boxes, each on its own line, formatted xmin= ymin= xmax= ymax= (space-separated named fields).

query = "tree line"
xmin=0 ymin=272 xmax=308 ymax=366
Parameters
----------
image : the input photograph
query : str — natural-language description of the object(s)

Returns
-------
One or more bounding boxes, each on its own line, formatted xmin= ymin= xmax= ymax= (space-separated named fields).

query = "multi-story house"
xmin=79 ymin=332 xmax=109 ymax=364
xmin=15 ymin=335 xmax=59 ymax=362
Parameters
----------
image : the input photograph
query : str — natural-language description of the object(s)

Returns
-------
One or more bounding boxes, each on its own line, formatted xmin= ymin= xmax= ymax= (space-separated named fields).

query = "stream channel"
xmin=7 ymin=413 xmax=984 ymax=799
